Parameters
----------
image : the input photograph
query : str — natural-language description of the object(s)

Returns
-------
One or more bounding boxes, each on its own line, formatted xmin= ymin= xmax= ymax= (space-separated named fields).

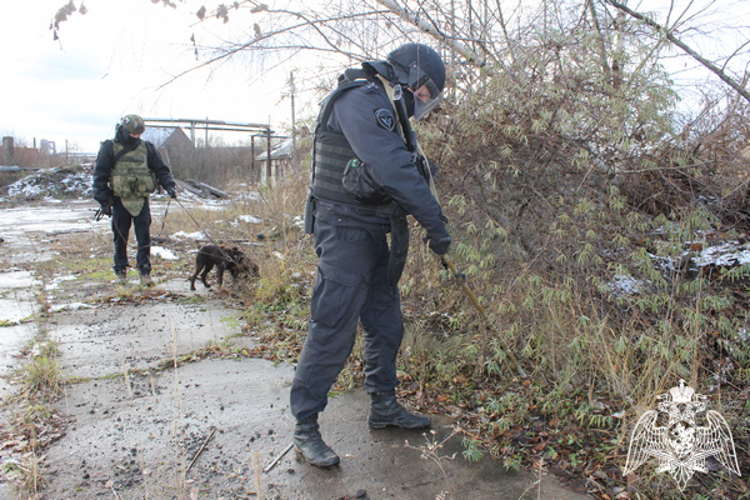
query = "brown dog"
xmin=190 ymin=245 xmax=258 ymax=291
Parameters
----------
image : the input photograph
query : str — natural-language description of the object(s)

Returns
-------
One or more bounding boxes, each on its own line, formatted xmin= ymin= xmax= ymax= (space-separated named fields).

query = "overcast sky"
xmin=0 ymin=0 xmax=302 ymax=153
xmin=0 ymin=0 xmax=747 ymax=155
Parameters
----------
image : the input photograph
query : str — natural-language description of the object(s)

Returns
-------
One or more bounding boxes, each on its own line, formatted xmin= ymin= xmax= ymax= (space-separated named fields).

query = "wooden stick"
xmin=263 ymin=442 xmax=294 ymax=474
xmin=186 ymin=428 xmax=216 ymax=474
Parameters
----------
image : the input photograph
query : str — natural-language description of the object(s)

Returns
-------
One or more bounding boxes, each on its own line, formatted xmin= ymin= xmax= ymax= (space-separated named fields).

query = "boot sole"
xmin=368 ymin=421 xmax=431 ymax=430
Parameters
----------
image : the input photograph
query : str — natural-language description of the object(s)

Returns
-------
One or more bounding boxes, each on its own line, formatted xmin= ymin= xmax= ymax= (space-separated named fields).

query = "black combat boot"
xmin=293 ymin=415 xmax=340 ymax=468
xmin=368 ymin=390 xmax=431 ymax=429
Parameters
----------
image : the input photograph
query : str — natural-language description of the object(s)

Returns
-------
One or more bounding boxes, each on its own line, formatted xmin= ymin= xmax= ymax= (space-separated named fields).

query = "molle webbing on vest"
xmin=312 ymin=129 xmax=404 ymax=217
xmin=311 ymin=130 xmax=358 ymax=205
xmin=309 ymin=71 xmax=406 ymax=218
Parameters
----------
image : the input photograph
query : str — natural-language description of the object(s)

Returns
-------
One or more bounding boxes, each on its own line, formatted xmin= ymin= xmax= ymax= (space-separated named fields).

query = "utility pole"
xmin=266 ymin=125 xmax=272 ymax=184
xmin=290 ymin=71 xmax=298 ymax=169
xmin=250 ymin=135 xmax=256 ymax=182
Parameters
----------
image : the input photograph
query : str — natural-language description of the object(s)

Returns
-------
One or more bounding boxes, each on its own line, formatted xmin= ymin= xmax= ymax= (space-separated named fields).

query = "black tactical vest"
xmin=311 ymin=69 xmax=409 ymax=217
xmin=311 ymin=71 xmax=372 ymax=206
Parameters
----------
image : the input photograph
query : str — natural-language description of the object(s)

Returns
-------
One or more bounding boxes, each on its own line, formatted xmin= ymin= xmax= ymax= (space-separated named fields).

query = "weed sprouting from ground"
xmin=3 ymin=452 xmax=47 ymax=495
xmin=1 ymin=402 xmax=66 ymax=496
xmin=19 ymin=351 xmax=64 ymax=400
xmin=405 ymin=428 xmax=459 ymax=500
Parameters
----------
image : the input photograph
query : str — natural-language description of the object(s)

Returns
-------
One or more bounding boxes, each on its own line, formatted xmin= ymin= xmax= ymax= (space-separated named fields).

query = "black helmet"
xmin=117 ymin=114 xmax=146 ymax=135
xmin=387 ymin=43 xmax=445 ymax=119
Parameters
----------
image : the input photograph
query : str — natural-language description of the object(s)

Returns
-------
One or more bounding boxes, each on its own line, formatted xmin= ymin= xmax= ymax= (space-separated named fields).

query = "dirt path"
xmin=0 ymin=201 xmax=592 ymax=500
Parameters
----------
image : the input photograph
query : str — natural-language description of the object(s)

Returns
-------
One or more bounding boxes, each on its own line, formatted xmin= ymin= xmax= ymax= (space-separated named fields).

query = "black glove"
xmin=100 ymin=204 xmax=112 ymax=217
xmin=166 ymin=186 xmax=177 ymax=199
xmin=428 ymin=232 xmax=451 ymax=256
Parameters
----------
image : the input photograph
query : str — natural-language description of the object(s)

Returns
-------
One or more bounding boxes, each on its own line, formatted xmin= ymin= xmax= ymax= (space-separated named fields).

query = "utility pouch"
xmin=342 ymin=158 xmax=392 ymax=206
xmin=139 ymin=174 xmax=156 ymax=195
xmin=110 ymin=175 xmax=130 ymax=197
xmin=304 ymin=191 xmax=315 ymax=234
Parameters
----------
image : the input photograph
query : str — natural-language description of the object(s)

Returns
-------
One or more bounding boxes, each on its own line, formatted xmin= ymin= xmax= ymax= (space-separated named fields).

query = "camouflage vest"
xmin=110 ymin=141 xmax=155 ymax=216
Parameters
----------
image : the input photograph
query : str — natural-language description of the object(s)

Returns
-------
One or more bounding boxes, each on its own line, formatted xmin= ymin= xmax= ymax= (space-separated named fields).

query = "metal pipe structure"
xmin=143 ymin=118 xmax=274 ymax=148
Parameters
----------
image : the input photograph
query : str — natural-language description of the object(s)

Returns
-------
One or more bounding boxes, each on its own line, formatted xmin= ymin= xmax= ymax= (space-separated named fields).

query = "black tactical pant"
xmin=290 ymin=205 xmax=404 ymax=421
xmin=111 ymin=197 xmax=152 ymax=275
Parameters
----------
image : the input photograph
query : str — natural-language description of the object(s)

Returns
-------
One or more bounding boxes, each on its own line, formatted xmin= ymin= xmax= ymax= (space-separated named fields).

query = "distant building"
xmin=254 ymin=129 xmax=310 ymax=184
xmin=141 ymin=128 xmax=193 ymax=173
xmin=39 ymin=139 xmax=57 ymax=156
xmin=141 ymin=127 xmax=191 ymax=150
xmin=1 ymin=136 xmax=40 ymax=168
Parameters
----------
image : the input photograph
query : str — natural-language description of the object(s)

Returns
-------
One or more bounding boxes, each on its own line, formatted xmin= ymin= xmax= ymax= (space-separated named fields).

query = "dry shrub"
xmin=395 ymin=43 xmax=750 ymax=496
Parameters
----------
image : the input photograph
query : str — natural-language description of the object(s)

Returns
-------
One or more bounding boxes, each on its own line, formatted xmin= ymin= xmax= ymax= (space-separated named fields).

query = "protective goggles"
xmin=408 ymin=64 xmax=443 ymax=120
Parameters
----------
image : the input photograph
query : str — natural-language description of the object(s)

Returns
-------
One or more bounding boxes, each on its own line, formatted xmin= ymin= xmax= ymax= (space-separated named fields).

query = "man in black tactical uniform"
xmin=291 ymin=43 xmax=452 ymax=467
xmin=92 ymin=115 xmax=177 ymax=287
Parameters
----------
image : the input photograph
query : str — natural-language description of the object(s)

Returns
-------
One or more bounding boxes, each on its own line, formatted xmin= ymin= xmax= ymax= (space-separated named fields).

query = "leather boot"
xmin=115 ymin=271 xmax=127 ymax=285
xmin=139 ymin=272 xmax=153 ymax=287
xmin=293 ymin=416 xmax=340 ymax=468
xmin=368 ymin=390 xmax=431 ymax=429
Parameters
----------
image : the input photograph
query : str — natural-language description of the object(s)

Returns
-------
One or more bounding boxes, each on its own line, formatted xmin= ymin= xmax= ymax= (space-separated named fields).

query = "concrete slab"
xmin=43 ymin=358 xmax=587 ymax=500
xmin=47 ymin=300 xmax=245 ymax=379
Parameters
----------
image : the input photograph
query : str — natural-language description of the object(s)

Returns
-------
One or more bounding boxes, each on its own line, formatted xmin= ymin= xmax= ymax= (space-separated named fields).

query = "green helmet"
xmin=118 ymin=114 xmax=146 ymax=135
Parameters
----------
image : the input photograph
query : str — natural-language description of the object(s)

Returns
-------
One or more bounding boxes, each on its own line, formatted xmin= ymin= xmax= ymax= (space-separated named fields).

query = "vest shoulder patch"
xmin=375 ymin=108 xmax=395 ymax=132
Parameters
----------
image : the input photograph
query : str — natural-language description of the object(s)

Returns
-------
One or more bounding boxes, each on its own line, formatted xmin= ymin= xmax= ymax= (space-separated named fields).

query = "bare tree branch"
xmin=158 ymin=7 xmax=392 ymax=89
xmin=374 ymin=0 xmax=487 ymax=67
xmin=603 ymin=0 xmax=750 ymax=104
xmin=494 ymin=0 xmax=516 ymax=64
xmin=587 ymin=0 xmax=611 ymax=75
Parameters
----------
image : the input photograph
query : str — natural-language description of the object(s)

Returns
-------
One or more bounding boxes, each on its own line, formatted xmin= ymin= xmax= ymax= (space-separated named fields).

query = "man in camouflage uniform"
xmin=93 ymin=114 xmax=177 ymax=286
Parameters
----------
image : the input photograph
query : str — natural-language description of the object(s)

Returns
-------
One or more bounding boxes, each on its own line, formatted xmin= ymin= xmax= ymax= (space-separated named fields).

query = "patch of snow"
xmin=235 ymin=191 xmax=261 ymax=201
xmin=171 ymin=231 xmax=207 ymax=240
xmin=45 ymin=275 xmax=77 ymax=291
xmin=7 ymin=167 xmax=93 ymax=200
xmin=152 ymin=246 xmax=178 ymax=260
xmin=608 ymin=275 xmax=646 ymax=296
xmin=238 ymin=215 xmax=262 ymax=224
xmin=187 ymin=199 xmax=233 ymax=210
xmin=50 ymin=302 xmax=94 ymax=313
xmin=693 ymin=242 xmax=750 ymax=267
